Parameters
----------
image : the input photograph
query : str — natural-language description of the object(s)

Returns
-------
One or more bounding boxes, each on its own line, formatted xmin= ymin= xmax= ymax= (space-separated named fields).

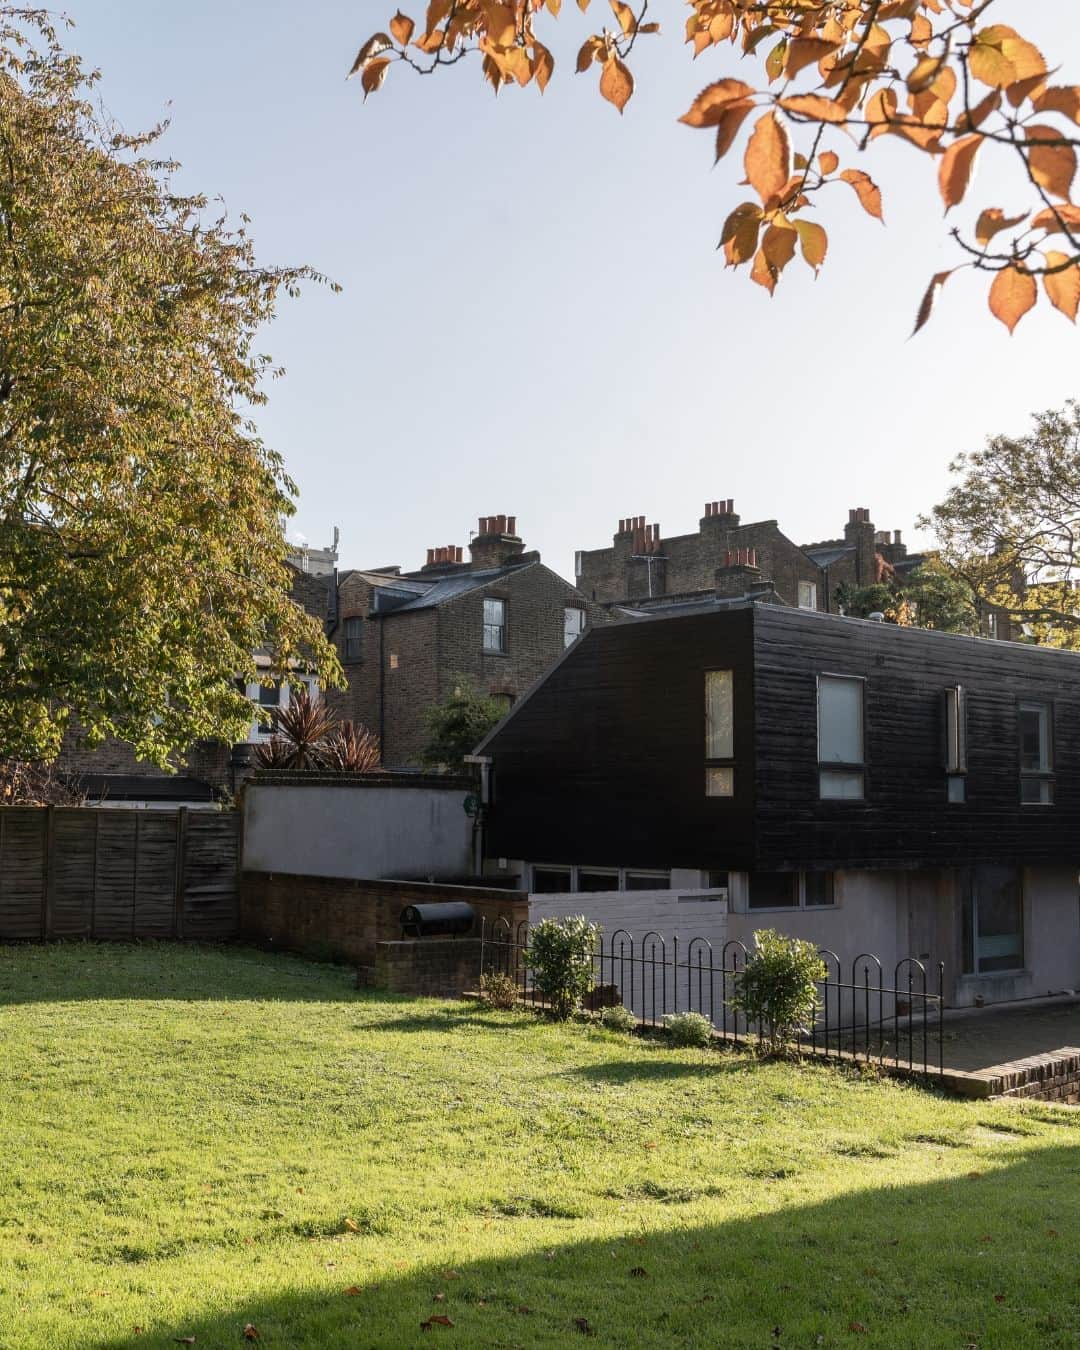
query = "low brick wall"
xmin=990 ymin=1048 xmax=1080 ymax=1104
xmin=239 ymin=871 xmax=527 ymax=965
xmin=358 ymin=939 xmax=484 ymax=998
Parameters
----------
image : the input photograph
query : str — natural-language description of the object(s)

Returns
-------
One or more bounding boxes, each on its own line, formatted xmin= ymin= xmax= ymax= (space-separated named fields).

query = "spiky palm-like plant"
xmin=256 ymin=685 xmax=338 ymax=771
xmin=320 ymin=721 xmax=382 ymax=773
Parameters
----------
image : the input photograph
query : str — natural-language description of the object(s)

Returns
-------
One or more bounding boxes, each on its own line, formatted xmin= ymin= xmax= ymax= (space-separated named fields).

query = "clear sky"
xmin=56 ymin=2 xmax=1080 ymax=578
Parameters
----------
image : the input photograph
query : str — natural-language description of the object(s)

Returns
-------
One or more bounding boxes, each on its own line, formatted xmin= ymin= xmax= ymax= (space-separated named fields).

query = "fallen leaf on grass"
xmin=174 ymin=1340 xmax=196 ymax=1346
xmin=441 ymin=1270 xmax=460 ymax=1280
xmin=574 ymin=1317 xmax=595 ymax=1336
xmin=344 ymin=1286 xmax=363 ymax=1297
xmin=629 ymin=1267 xmax=648 ymax=1278
xmin=343 ymin=1218 xmax=360 ymax=1233
xmin=433 ymin=1293 xmax=446 ymax=1303
xmin=848 ymin=1323 xmax=868 ymax=1334
xmin=243 ymin=1327 xmax=260 ymax=1342
xmin=516 ymin=1305 xmax=532 ymax=1314
xmin=420 ymin=1315 xmax=455 ymax=1330
xmin=993 ymin=1294 xmax=1006 ymax=1304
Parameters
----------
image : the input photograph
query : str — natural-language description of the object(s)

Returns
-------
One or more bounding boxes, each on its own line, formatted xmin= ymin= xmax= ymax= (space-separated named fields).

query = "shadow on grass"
xmin=96 ymin=1144 xmax=1080 ymax=1350
xmin=0 ymin=941 xmax=373 ymax=1006
xmin=566 ymin=1054 xmax=750 ymax=1085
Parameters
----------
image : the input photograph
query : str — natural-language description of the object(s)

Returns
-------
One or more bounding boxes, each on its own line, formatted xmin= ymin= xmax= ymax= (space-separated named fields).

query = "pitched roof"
xmin=382 ymin=560 xmax=539 ymax=613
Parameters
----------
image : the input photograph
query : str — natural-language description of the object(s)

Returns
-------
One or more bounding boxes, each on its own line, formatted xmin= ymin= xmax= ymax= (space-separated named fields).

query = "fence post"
xmin=132 ymin=810 xmax=141 ymax=940
xmin=90 ymin=809 xmax=101 ymax=939
xmin=173 ymin=807 xmax=188 ymax=940
xmin=42 ymin=805 xmax=55 ymax=940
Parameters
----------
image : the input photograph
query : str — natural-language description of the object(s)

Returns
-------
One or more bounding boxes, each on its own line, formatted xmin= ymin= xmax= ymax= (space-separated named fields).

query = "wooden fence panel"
xmin=182 ymin=813 xmax=240 ymax=940
xmin=50 ymin=810 xmax=98 ymax=938
xmin=0 ymin=807 xmax=239 ymax=942
xmin=0 ymin=810 xmax=47 ymax=940
xmin=133 ymin=813 xmax=180 ymax=939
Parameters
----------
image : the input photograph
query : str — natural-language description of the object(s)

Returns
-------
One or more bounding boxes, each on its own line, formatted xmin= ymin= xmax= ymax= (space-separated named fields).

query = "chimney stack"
xmin=469 ymin=513 xmax=526 ymax=571
xmin=421 ymin=543 xmax=466 ymax=573
xmin=701 ymin=498 xmax=740 ymax=529
xmin=715 ymin=546 xmax=761 ymax=597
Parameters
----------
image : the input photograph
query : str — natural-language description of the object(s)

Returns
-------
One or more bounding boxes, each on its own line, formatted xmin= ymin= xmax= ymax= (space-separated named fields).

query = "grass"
xmin=0 ymin=943 xmax=1078 ymax=1349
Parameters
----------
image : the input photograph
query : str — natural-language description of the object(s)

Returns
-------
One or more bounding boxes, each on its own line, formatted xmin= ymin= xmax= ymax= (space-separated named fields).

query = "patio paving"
xmin=935 ymin=997 xmax=1080 ymax=1073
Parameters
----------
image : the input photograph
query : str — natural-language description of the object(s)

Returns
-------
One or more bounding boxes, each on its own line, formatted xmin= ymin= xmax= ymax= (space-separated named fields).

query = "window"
xmin=624 ymin=871 xmax=671 ymax=891
xmin=343 ymin=616 xmax=364 ymax=662
xmin=257 ymin=680 xmax=282 ymax=735
xmin=748 ymin=872 xmax=798 ymax=909
xmin=748 ymin=871 xmax=837 ymax=910
xmin=490 ymin=692 xmax=514 ymax=714
xmin=1018 ymin=701 xmax=1053 ymax=805
xmin=577 ymin=869 xmax=619 ymax=893
xmin=705 ymin=669 xmax=734 ymax=797
xmin=818 ymin=675 xmax=865 ymax=800
xmin=798 ymin=581 xmax=818 ymax=610
xmin=962 ymin=866 xmax=1024 ymax=974
xmin=804 ymin=872 xmax=835 ymax=907
xmin=532 ymin=867 xmax=572 ymax=893
xmin=944 ymin=685 xmax=967 ymax=803
xmin=564 ymin=606 xmax=586 ymax=648
xmin=483 ymin=597 xmax=507 ymax=653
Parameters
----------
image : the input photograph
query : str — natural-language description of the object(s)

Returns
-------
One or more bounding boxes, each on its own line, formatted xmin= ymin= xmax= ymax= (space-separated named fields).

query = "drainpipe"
xmin=378 ymin=615 xmax=386 ymax=755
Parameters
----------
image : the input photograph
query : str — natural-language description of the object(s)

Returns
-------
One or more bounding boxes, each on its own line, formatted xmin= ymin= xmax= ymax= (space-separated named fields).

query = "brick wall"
xmin=239 ymin=871 xmax=528 ymax=965
xmin=359 ymin=938 xmax=485 ymax=998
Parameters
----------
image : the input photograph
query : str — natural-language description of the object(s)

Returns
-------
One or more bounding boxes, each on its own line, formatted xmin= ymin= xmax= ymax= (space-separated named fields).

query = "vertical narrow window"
xmin=705 ymin=670 xmax=734 ymax=796
xmin=343 ymin=616 xmax=364 ymax=661
xmin=483 ymin=598 xmax=507 ymax=653
xmin=961 ymin=866 xmax=1024 ymax=974
xmin=944 ymin=684 xmax=967 ymax=803
xmin=1018 ymin=701 xmax=1053 ymax=804
xmin=798 ymin=581 xmax=818 ymax=610
xmin=256 ymin=679 xmax=282 ymax=736
xmin=818 ymin=675 xmax=864 ymax=800
xmin=564 ymin=606 xmax=585 ymax=648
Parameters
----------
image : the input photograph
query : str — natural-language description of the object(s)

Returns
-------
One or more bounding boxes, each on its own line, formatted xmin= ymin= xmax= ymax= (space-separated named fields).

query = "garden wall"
xmin=242 ymin=774 xmax=476 ymax=880
xmin=239 ymin=871 xmax=527 ymax=965
xmin=0 ymin=806 xmax=239 ymax=942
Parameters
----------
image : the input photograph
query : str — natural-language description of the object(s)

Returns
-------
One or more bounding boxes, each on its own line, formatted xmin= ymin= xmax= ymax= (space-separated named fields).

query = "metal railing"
xmin=480 ymin=918 xmax=945 ymax=1078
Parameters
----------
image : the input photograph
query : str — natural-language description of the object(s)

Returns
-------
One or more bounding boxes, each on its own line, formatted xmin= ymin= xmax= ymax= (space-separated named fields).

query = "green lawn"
xmin=0 ymin=944 xmax=1077 ymax=1349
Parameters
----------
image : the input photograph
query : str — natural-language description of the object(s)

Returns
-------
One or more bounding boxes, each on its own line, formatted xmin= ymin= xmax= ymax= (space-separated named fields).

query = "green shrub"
xmin=663 ymin=1011 xmax=713 ymax=1047
xmin=524 ymin=916 xmax=599 ymax=1020
xmin=478 ymin=971 xmax=519 ymax=1010
xmin=732 ymin=928 xmax=828 ymax=1056
xmin=599 ymin=1003 xmax=636 ymax=1033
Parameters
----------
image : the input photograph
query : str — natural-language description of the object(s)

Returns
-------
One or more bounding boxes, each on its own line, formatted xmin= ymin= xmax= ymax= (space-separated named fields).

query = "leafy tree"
xmin=0 ymin=9 xmax=340 ymax=765
xmin=421 ymin=679 xmax=508 ymax=772
xmin=836 ymin=558 xmax=979 ymax=634
xmin=352 ymin=3 xmax=1080 ymax=334
xmin=923 ymin=400 xmax=1080 ymax=648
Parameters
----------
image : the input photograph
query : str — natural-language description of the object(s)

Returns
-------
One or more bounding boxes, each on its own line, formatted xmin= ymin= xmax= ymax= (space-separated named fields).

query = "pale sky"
xmin=58 ymin=2 xmax=1080 ymax=578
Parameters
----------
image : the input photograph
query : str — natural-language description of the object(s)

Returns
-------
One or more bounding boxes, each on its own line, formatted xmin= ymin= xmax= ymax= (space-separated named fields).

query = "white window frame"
xmin=564 ymin=605 xmax=586 ymax=648
xmin=705 ymin=668 xmax=735 ymax=797
xmin=1018 ymin=699 xmax=1053 ymax=806
xmin=817 ymin=673 xmax=865 ymax=801
xmin=483 ymin=597 xmax=507 ymax=654
xmin=343 ymin=616 xmax=364 ymax=662
xmin=798 ymin=580 xmax=818 ymax=611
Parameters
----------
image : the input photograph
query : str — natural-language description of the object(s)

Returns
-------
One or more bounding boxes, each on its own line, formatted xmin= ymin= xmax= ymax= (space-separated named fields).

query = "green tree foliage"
xmin=0 ymin=8 xmax=340 ymax=764
xmin=836 ymin=559 xmax=979 ymax=635
xmin=524 ymin=915 xmax=599 ymax=1020
xmin=420 ymin=679 xmax=507 ymax=772
xmin=924 ymin=401 xmax=1080 ymax=648
xmin=732 ymin=928 xmax=827 ymax=1056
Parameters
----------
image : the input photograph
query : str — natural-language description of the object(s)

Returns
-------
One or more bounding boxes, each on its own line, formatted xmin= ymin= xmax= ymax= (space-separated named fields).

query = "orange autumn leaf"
xmin=779 ymin=94 xmax=847 ymax=124
xmin=744 ymin=112 xmax=790 ymax=205
xmin=1042 ymin=251 xmax=1080 ymax=322
xmin=975 ymin=208 xmax=1027 ymax=247
xmin=679 ymin=79 xmax=755 ymax=128
xmin=390 ymin=11 xmax=415 ymax=45
xmin=911 ymin=268 xmax=953 ymax=335
xmin=361 ymin=58 xmax=391 ymax=98
xmin=938 ymin=134 xmax=982 ymax=211
xmin=989 ymin=264 xmax=1037 ymax=333
xmin=839 ymin=168 xmax=884 ymax=221
xmin=795 ymin=219 xmax=828 ymax=273
xmin=1026 ymin=125 xmax=1077 ymax=201
xmin=599 ymin=55 xmax=633 ymax=112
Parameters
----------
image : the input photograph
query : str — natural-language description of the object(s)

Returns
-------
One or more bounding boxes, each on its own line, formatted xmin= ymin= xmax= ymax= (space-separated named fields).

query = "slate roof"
xmin=383 ymin=561 xmax=537 ymax=613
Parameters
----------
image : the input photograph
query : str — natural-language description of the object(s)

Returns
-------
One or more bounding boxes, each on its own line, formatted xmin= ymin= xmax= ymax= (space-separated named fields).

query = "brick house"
xmin=575 ymin=500 xmax=924 ymax=616
xmin=326 ymin=515 xmax=605 ymax=768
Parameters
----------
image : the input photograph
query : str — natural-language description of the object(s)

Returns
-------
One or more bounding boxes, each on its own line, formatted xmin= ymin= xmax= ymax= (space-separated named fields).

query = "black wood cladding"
xmin=484 ymin=604 xmax=1080 ymax=872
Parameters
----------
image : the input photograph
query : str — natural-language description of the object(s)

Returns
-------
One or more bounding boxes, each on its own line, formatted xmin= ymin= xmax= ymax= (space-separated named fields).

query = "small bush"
xmin=732 ymin=928 xmax=828 ymax=1056
xmin=599 ymin=1003 xmax=636 ymax=1033
xmin=524 ymin=916 xmax=599 ymax=1020
xmin=663 ymin=1011 xmax=713 ymax=1048
xmin=479 ymin=971 xmax=519 ymax=1010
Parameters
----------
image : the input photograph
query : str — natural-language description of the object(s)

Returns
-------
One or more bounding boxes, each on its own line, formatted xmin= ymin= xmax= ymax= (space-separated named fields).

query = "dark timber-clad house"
xmin=475 ymin=603 xmax=1080 ymax=1009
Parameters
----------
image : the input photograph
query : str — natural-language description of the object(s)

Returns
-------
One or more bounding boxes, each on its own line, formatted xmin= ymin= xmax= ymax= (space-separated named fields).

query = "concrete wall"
xmin=242 ymin=778 xmax=474 ymax=880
